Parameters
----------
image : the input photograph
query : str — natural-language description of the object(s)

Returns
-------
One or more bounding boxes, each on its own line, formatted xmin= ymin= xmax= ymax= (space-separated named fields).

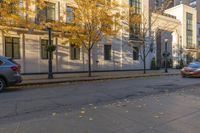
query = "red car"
xmin=181 ymin=63 xmax=200 ymax=77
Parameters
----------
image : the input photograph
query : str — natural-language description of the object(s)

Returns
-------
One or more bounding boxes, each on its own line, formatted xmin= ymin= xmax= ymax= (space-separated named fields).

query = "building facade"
xmin=0 ymin=0 xmax=198 ymax=74
xmin=165 ymin=4 xmax=197 ymax=64
xmin=0 ymin=0 xmax=151 ymax=74
xmin=168 ymin=0 xmax=200 ymax=61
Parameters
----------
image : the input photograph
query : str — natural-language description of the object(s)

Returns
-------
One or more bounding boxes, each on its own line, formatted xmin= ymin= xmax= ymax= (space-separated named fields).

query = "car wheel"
xmin=0 ymin=78 xmax=6 ymax=92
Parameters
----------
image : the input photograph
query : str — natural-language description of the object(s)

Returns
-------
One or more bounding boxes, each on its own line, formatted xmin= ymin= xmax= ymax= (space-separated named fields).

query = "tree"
xmin=0 ymin=0 xmax=59 ymax=78
xmin=34 ymin=1 xmax=60 ymax=79
xmin=0 ymin=0 xmax=36 ymax=31
xmin=61 ymin=0 xmax=123 ymax=77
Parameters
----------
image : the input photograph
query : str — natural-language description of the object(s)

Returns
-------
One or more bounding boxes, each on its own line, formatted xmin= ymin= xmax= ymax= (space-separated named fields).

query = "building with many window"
xmin=158 ymin=0 xmax=200 ymax=61
xmin=165 ymin=4 xmax=197 ymax=64
xmin=0 ymin=0 xmax=198 ymax=74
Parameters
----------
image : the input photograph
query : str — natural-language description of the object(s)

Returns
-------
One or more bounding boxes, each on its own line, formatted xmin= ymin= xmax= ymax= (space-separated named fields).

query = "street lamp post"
xmin=48 ymin=27 xmax=53 ymax=79
xmin=164 ymin=39 xmax=168 ymax=73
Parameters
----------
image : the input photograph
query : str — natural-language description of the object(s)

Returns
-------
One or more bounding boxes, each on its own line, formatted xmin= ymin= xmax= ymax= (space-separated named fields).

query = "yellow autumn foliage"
xmin=60 ymin=0 xmax=125 ymax=49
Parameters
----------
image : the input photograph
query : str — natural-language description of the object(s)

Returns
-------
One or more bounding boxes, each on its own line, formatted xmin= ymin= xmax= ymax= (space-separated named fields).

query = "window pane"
xmin=13 ymin=38 xmax=20 ymax=59
xmin=186 ymin=12 xmax=193 ymax=48
xmin=76 ymin=47 xmax=80 ymax=59
xmin=38 ymin=2 xmax=55 ymax=22
xmin=13 ymin=37 xmax=19 ymax=44
xmin=0 ymin=60 xmax=3 ymax=66
xmin=5 ymin=37 xmax=20 ymax=59
xmin=5 ymin=37 xmax=12 ymax=43
xmin=5 ymin=42 xmax=12 ymax=58
xmin=70 ymin=44 xmax=80 ymax=60
xmin=133 ymin=47 xmax=139 ymax=60
xmin=104 ymin=45 xmax=111 ymax=60
xmin=46 ymin=3 xmax=55 ymax=21
xmin=66 ymin=6 xmax=74 ymax=23
xmin=38 ymin=8 xmax=46 ymax=22
xmin=41 ymin=40 xmax=48 ymax=59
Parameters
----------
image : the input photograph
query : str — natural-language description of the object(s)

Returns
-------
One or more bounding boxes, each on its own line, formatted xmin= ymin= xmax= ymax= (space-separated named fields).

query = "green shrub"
xmin=151 ymin=57 xmax=158 ymax=70
xmin=179 ymin=59 xmax=184 ymax=69
xmin=168 ymin=58 xmax=173 ymax=68
xmin=176 ymin=59 xmax=184 ymax=69
xmin=46 ymin=45 xmax=57 ymax=52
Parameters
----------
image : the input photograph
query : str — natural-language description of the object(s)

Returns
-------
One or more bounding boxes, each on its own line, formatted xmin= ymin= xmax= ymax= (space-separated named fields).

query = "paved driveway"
xmin=0 ymin=76 xmax=200 ymax=133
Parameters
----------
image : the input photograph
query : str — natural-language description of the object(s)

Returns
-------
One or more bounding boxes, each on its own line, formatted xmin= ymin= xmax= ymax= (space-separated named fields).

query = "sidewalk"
xmin=19 ymin=69 xmax=180 ymax=86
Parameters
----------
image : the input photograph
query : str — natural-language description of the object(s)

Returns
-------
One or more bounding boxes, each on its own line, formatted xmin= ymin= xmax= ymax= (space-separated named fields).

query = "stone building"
xmin=0 ymin=0 xmax=197 ymax=74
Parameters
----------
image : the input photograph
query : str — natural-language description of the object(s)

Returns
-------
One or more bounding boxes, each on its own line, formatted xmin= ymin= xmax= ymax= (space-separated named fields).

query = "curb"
xmin=17 ymin=73 xmax=180 ymax=87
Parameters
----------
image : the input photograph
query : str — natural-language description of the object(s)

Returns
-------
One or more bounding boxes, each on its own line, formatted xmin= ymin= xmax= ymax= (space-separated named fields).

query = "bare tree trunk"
xmin=88 ymin=49 xmax=92 ymax=77
xmin=143 ymin=44 xmax=146 ymax=74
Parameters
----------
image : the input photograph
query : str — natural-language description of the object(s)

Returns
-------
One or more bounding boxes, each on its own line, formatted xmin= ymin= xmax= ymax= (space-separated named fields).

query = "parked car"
xmin=181 ymin=62 xmax=200 ymax=78
xmin=0 ymin=56 xmax=22 ymax=91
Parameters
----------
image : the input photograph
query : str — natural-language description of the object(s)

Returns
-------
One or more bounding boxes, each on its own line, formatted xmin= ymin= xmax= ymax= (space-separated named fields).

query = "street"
xmin=0 ymin=75 xmax=200 ymax=133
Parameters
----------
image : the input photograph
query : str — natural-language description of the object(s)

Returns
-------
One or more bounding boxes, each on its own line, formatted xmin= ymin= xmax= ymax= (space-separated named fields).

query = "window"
xmin=5 ymin=37 xmax=20 ymax=59
xmin=66 ymin=6 xmax=74 ymax=24
xmin=41 ymin=40 xmax=48 ymax=59
xmin=9 ymin=1 xmax=18 ymax=14
xmin=38 ymin=2 xmax=55 ymax=22
xmin=130 ymin=23 xmax=141 ymax=39
xmin=70 ymin=44 xmax=80 ymax=60
xmin=129 ymin=0 xmax=141 ymax=14
xmin=133 ymin=47 xmax=139 ymax=60
xmin=41 ymin=40 xmax=53 ymax=59
xmin=104 ymin=45 xmax=111 ymax=60
xmin=129 ymin=0 xmax=141 ymax=39
xmin=186 ymin=54 xmax=193 ymax=64
xmin=186 ymin=13 xmax=193 ymax=48
xmin=46 ymin=2 xmax=55 ymax=22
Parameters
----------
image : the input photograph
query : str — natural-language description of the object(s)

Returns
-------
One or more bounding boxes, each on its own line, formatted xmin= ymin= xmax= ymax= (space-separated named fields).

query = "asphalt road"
xmin=0 ymin=75 xmax=200 ymax=133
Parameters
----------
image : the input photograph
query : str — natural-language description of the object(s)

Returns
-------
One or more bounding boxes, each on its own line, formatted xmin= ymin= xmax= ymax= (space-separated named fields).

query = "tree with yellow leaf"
xmin=34 ymin=0 xmax=61 ymax=79
xmin=0 ymin=0 xmax=37 ymax=31
xmin=61 ymin=0 xmax=124 ymax=77
xmin=0 ymin=0 xmax=60 ymax=79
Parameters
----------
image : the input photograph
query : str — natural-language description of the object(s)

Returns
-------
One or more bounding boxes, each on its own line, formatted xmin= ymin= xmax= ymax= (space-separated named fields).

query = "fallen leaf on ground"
xmin=52 ymin=113 xmax=56 ymax=116
xmin=154 ymin=115 xmax=160 ymax=119
xmin=159 ymin=112 xmax=164 ymax=115
xmin=81 ymin=111 xmax=86 ymax=114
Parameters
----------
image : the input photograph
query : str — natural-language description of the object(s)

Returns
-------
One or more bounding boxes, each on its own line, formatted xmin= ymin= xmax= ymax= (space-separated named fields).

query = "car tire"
xmin=0 ymin=78 xmax=6 ymax=92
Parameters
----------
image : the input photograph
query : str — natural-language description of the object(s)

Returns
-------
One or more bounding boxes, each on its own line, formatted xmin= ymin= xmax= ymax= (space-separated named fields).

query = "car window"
xmin=8 ymin=59 xmax=19 ymax=65
xmin=0 ymin=60 xmax=3 ymax=66
xmin=188 ymin=63 xmax=200 ymax=68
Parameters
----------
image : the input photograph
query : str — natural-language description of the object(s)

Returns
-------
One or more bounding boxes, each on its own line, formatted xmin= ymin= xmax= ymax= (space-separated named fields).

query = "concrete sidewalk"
xmin=19 ymin=69 xmax=180 ymax=86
